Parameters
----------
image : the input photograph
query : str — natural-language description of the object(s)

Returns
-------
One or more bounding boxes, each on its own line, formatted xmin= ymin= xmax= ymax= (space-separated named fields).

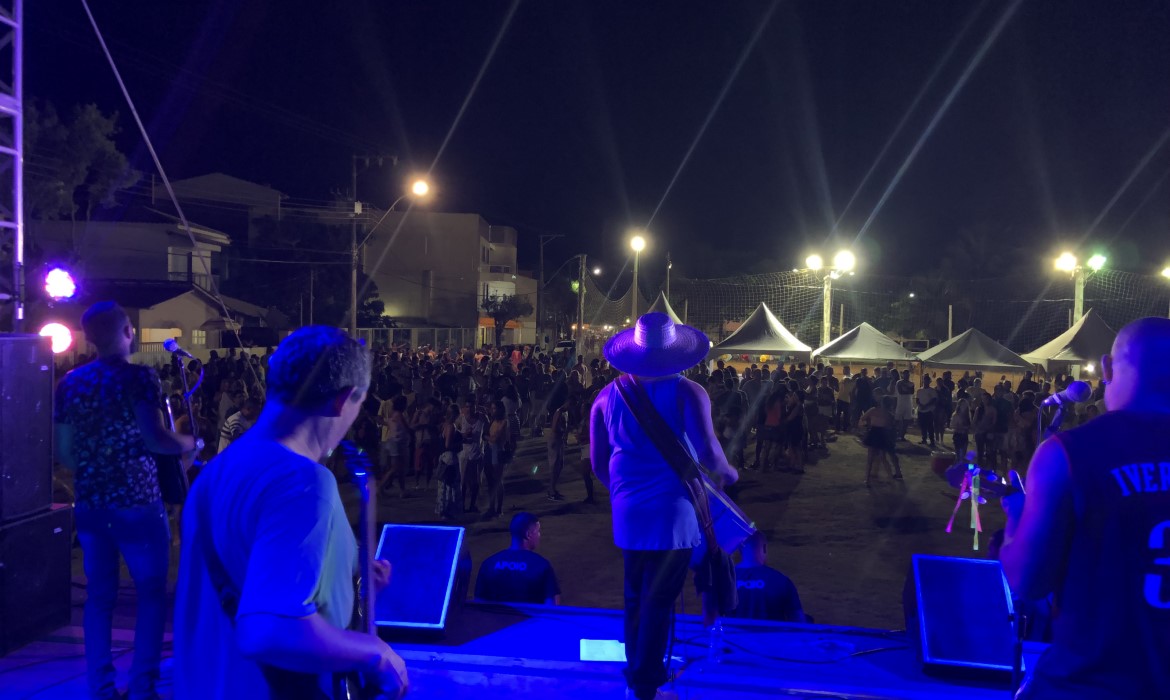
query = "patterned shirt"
xmin=54 ymin=357 xmax=163 ymax=509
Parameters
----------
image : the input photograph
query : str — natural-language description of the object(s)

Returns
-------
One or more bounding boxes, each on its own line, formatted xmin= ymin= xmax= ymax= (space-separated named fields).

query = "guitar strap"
xmin=614 ymin=375 xmax=739 ymax=614
xmin=613 ymin=376 xmax=718 ymax=556
xmin=195 ymin=477 xmax=330 ymax=700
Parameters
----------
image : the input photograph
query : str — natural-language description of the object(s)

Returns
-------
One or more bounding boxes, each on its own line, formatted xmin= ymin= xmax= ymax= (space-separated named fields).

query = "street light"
xmin=1052 ymin=251 xmax=1105 ymax=325
xmin=350 ymin=177 xmax=432 ymax=336
xmin=1053 ymin=250 xmax=1106 ymax=377
xmin=804 ymin=249 xmax=857 ymax=347
xmin=593 ymin=266 xmax=602 ymax=276
xmin=630 ymin=232 xmax=647 ymax=320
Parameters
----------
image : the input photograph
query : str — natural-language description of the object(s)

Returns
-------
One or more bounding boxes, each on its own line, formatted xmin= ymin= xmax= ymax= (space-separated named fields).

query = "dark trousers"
xmin=917 ymin=411 xmax=935 ymax=444
xmin=76 ymin=502 xmax=170 ymax=700
xmin=622 ymin=549 xmax=691 ymax=700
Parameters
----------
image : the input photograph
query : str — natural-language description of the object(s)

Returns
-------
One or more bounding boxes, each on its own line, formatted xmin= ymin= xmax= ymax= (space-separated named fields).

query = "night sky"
xmin=27 ymin=0 xmax=1170 ymax=282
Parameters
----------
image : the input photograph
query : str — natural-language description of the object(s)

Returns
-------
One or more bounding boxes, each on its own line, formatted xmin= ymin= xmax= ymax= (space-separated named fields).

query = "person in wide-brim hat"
xmin=604 ymin=313 xmax=709 ymax=377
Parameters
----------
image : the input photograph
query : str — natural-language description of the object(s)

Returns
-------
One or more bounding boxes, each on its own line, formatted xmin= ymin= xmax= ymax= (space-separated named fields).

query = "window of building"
xmin=192 ymin=330 xmax=207 ymax=346
xmin=140 ymin=327 xmax=181 ymax=343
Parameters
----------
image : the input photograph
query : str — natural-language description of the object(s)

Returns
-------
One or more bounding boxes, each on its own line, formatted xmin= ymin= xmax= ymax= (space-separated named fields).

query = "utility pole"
xmin=821 ymin=274 xmax=833 ymax=349
xmin=575 ymin=254 xmax=586 ymax=354
xmin=350 ymin=155 xmax=359 ymax=337
xmin=537 ymin=234 xmax=562 ymax=349
xmin=666 ymin=251 xmax=672 ymax=299
xmin=350 ymin=153 xmax=398 ymax=337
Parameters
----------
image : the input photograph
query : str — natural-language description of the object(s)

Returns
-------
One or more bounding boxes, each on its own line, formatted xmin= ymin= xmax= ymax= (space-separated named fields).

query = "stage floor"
xmin=1 ymin=602 xmax=1042 ymax=699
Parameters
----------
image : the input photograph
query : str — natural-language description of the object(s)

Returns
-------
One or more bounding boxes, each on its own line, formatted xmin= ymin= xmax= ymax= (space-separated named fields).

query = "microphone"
xmin=163 ymin=338 xmax=195 ymax=359
xmin=1041 ymin=380 xmax=1091 ymax=407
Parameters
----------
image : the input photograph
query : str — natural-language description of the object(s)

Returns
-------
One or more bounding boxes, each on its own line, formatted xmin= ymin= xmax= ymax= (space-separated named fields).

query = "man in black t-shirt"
xmin=727 ymin=531 xmax=805 ymax=623
xmin=475 ymin=512 xmax=561 ymax=605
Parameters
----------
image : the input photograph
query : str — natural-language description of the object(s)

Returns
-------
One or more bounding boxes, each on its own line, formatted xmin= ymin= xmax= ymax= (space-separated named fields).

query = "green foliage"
xmin=481 ymin=293 xmax=534 ymax=347
xmin=24 ymin=99 xmax=140 ymax=221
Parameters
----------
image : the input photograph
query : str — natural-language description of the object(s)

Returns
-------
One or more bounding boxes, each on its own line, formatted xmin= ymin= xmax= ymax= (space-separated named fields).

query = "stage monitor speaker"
xmin=903 ymin=554 xmax=1019 ymax=684
xmin=0 ymin=504 xmax=73 ymax=654
xmin=373 ymin=524 xmax=468 ymax=632
xmin=0 ymin=334 xmax=54 ymax=524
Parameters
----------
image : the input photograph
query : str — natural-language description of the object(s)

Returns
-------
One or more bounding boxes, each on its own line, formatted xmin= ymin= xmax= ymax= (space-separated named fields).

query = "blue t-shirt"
xmin=728 ymin=565 xmax=804 ymax=623
xmin=475 ymin=549 xmax=560 ymax=604
xmin=173 ymin=435 xmax=357 ymax=700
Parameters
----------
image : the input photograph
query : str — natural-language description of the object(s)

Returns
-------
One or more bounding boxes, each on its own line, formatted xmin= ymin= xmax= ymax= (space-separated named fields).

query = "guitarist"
xmin=589 ymin=313 xmax=738 ymax=700
xmin=174 ymin=326 xmax=409 ymax=699
xmin=55 ymin=301 xmax=198 ymax=700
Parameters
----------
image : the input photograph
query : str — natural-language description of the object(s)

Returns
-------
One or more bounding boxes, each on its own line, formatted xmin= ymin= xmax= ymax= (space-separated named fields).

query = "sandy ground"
xmin=366 ymin=429 xmax=1006 ymax=631
xmin=65 ymin=428 xmax=1005 ymax=633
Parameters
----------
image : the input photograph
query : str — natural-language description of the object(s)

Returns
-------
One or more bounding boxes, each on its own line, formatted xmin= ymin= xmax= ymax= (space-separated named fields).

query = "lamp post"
xmin=537 ymin=234 xmax=563 ymax=348
xmin=630 ymin=233 xmax=646 ymax=320
xmin=1054 ymin=251 xmax=1105 ymax=378
xmin=350 ymin=172 xmax=430 ymax=337
xmin=805 ymin=250 xmax=856 ymax=348
xmin=1161 ymin=266 xmax=1170 ymax=318
xmin=666 ymin=252 xmax=673 ymax=299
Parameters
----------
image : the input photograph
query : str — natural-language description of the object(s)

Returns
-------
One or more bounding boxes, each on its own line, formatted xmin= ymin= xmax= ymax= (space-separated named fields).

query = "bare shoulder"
xmin=678 ymin=376 xmax=706 ymax=399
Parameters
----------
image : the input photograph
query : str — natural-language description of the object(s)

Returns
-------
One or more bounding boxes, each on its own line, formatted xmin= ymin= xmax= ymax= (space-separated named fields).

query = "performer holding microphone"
xmin=999 ymin=317 xmax=1170 ymax=699
xmin=54 ymin=302 xmax=198 ymax=700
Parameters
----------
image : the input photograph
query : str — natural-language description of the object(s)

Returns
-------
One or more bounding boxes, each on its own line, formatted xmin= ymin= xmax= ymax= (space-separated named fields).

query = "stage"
xmin=1 ymin=602 xmax=1043 ymax=699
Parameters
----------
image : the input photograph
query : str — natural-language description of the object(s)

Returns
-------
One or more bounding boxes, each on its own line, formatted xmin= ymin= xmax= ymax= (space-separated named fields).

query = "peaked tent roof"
xmin=646 ymin=292 xmax=683 ymax=325
xmin=813 ymin=322 xmax=919 ymax=363
xmin=1021 ymin=308 xmax=1116 ymax=367
xmin=708 ymin=303 xmax=811 ymax=358
xmin=917 ymin=328 xmax=1032 ymax=371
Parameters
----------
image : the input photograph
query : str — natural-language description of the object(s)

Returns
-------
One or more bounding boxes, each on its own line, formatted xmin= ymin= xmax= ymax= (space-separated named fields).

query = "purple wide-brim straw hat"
xmin=603 ymin=313 xmax=710 ymax=377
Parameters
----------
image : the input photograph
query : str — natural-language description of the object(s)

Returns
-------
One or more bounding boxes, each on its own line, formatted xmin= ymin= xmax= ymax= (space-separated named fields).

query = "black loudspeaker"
xmin=903 ymin=554 xmax=1019 ymax=684
xmin=0 ymin=504 xmax=73 ymax=654
xmin=0 ymin=334 xmax=54 ymax=523
xmin=373 ymin=524 xmax=469 ymax=632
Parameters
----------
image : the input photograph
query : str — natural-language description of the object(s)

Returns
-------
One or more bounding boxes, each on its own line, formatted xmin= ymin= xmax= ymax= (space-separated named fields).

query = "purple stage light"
xmin=44 ymin=267 xmax=77 ymax=300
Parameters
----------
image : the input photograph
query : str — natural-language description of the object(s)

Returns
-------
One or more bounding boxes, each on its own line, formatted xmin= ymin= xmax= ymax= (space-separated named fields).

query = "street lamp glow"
xmin=1087 ymin=254 xmax=1106 ymax=272
xmin=805 ymin=254 xmax=824 ymax=271
xmin=1054 ymin=252 xmax=1078 ymax=273
xmin=592 ymin=266 xmax=602 ymax=276
xmin=1162 ymin=266 xmax=1170 ymax=279
xmin=833 ymin=250 xmax=856 ymax=272
xmin=630 ymin=235 xmax=646 ymax=253
xmin=410 ymin=179 xmax=430 ymax=197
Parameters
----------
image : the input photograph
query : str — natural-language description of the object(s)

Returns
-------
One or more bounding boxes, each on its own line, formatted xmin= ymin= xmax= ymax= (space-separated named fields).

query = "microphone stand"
xmin=170 ymin=351 xmax=206 ymax=490
xmin=1010 ymin=598 xmax=1027 ymax=695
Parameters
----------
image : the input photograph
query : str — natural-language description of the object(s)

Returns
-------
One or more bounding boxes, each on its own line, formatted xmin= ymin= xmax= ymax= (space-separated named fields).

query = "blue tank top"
xmin=1020 ymin=410 xmax=1170 ymax=699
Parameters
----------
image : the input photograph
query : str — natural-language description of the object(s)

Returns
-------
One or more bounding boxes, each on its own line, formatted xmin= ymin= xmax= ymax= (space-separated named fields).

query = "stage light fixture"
xmin=39 ymin=322 xmax=73 ymax=354
xmin=44 ymin=267 xmax=77 ymax=300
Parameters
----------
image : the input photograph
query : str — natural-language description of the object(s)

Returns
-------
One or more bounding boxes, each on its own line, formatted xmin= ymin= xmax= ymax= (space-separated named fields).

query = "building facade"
xmin=363 ymin=212 xmax=536 ymax=345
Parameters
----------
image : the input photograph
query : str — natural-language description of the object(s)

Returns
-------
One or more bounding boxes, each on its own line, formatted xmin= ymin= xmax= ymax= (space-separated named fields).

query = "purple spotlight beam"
xmin=44 ymin=267 xmax=77 ymax=300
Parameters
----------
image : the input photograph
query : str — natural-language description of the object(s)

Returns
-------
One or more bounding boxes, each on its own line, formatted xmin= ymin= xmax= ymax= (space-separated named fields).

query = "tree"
xmin=24 ymin=99 xmax=140 ymax=224
xmin=481 ymin=293 xmax=533 ymax=348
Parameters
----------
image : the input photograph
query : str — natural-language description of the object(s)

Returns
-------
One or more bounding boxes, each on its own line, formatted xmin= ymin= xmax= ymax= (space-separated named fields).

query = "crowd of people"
xmin=51 ymin=303 xmax=1169 ymax=700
